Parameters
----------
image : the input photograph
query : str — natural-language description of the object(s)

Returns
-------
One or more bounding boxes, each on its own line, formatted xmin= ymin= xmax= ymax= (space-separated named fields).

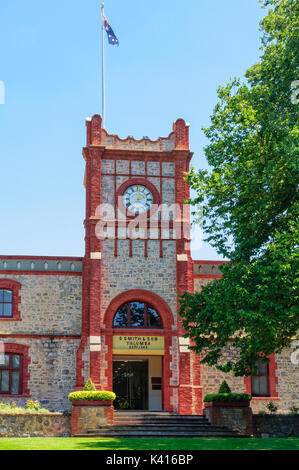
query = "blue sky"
xmin=0 ymin=0 xmax=265 ymax=259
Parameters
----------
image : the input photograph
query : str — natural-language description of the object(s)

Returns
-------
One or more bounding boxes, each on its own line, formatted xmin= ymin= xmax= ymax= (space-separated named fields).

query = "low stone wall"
xmin=253 ymin=414 xmax=299 ymax=438
xmin=0 ymin=414 xmax=71 ymax=437
xmin=204 ymin=402 xmax=253 ymax=436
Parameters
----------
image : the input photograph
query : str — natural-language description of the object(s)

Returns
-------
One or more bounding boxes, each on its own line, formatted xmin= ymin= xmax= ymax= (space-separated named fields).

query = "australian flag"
xmin=104 ymin=16 xmax=119 ymax=46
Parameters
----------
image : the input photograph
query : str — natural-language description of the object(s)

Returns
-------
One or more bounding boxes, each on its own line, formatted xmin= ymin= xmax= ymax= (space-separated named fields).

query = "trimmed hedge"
xmin=68 ymin=391 xmax=116 ymax=402
xmin=218 ymin=381 xmax=231 ymax=394
xmin=83 ymin=378 xmax=96 ymax=391
xmin=203 ymin=393 xmax=252 ymax=403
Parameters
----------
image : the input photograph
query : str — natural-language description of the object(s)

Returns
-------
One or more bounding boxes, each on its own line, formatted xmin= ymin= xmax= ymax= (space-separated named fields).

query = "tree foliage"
xmin=179 ymin=0 xmax=299 ymax=376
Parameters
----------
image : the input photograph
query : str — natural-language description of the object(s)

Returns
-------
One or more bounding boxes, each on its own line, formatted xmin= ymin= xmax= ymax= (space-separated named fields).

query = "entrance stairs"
xmin=78 ymin=411 xmax=239 ymax=438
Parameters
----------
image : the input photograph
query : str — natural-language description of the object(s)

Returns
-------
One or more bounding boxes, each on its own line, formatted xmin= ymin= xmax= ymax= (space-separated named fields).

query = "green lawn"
xmin=0 ymin=437 xmax=298 ymax=451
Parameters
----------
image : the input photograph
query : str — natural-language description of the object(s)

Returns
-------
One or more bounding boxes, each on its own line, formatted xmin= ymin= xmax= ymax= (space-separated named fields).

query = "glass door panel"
xmin=113 ymin=360 xmax=148 ymax=410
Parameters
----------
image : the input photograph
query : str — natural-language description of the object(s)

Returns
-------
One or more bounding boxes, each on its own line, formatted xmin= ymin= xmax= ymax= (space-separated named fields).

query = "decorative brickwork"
xmin=86 ymin=115 xmax=189 ymax=152
xmin=104 ymin=290 xmax=174 ymax=330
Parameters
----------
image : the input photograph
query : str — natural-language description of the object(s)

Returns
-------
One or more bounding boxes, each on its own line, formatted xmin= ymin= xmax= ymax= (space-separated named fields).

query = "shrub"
xmin=0 ymin=401 xmax=51 ymax=415
xmin=266 ymin=401 xmax=278 ymax=414
xmin=68 ymin=391 xmax=116 ymax=402
xmin=218 ymin=381 xmax=231 ymax=394
xmin=203 ymin=393 xmax=252 ymax=403
xmin=289 ymin=406 xmax=299 ymax=416
xmin=26 ymin=400 xmax=41 ymax=411
xmin=83 ymin=378 xmax=96 ymax=391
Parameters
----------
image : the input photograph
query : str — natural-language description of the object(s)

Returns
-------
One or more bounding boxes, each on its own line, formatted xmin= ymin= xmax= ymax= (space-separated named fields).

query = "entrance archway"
xmin=104 ymin=290 xmax=175 ymax=411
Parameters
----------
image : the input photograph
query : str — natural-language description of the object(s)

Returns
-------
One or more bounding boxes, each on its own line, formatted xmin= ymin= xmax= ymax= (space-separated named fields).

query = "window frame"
xmin=250 ymin=359 xmax=270 ymax=398
xmin=113 ymin=302 xmax=163 ymax=329
xmin=0 ymin=280 xmax=21 ymax=321
xmin=0 ymin=343 xmax=30 ymax=398
xmin=244 ymin=353 xmax=279 ymax=399
xmin=0 ymin=289 xmax=13 ymax=319
xmin=0 ymin=353 xmax=23 ymax=396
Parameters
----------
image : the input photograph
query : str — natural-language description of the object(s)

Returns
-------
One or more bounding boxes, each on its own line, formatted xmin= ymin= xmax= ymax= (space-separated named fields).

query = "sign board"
xmin=113 ymin=335 xmax=165 ymax=356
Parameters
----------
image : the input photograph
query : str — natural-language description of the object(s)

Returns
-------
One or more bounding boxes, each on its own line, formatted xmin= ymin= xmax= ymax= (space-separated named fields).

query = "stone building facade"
xmin=0 ymin=116 xmax=297 ymax=413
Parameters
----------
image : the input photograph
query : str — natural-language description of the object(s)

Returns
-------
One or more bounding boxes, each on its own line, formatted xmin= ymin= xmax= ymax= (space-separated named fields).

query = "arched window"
xmin=113 ymin=302 xmax=163 ymax=329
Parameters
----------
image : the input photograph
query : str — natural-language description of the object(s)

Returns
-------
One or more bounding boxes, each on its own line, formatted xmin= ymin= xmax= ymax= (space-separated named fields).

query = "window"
xmin=0 ymin=353 xmax=23 ymax=395
xmin=251 ymin=359 xmax=269 ymax=397
xmin=244 ymin=353 xmax=278 ymax=399
xmin=113 ymin=302 xmax=163 ymax=329
xmin=0 ymin=280 xmax=21 ymax=321
xmin=0 ymin=289 xmax=13 ymax=318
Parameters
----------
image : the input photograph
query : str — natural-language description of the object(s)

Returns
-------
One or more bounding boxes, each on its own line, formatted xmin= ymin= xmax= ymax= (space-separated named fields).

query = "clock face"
xmin=123 ymin=184 xmax=154 ymax=215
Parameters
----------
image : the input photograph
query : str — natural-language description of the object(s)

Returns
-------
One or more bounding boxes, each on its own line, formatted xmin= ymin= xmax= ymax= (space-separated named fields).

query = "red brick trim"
xmin=0 ymin=271 xmax=82 ymax=276
xmin=193 ymin=274 xmax=223 ymax=279
xmin=0 ymin=334 xmax=80 ymax=340
xmin=0 ymin=279 xmax=21 ymax=321
xmin=251 ymin=397 xmax=280 ymax=401
xmin=116 ymin=178 xmax=161 ymax=219
xmin=0 ymin=256 xmax=82 ymax=261
xmin=71 ymin=401 xmax=113 ymax=406
xmin=102 ymin=328 xmax=176 ymax=336
xmin=95 ymin=152 xmax=178 ymax=161
xmin=104 ymin=290 xmax=175 ymax=330
xmin=205 ymin=401 xmax=250 ymax=408
xmin=244 ymin=353 xmax=279 ymax=398
xmin=86 ymin=115 xmax=188 ymax=151
xmin=193 ymin=260 xmax=230 ymax=265
xmin=0 ymin=343 xmax=30 ymax=396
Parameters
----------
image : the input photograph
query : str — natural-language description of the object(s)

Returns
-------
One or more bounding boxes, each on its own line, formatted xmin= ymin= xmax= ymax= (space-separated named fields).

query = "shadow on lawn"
xmin=73 ymin=438 xmax=299 ymax=451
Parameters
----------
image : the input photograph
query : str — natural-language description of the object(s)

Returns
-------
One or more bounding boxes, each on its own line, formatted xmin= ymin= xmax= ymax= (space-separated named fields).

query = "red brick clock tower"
xmin=76 ymin=115 xmax=202 ymax=414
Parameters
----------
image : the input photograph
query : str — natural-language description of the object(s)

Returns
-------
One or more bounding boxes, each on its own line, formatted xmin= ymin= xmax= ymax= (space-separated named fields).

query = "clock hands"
xmin=137 ymin=186 xmax=146 ymax=201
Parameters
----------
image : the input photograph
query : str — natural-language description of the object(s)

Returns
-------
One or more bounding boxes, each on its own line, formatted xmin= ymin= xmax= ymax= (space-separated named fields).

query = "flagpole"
xmin=101 ymin=3 xmax=106 ymax=129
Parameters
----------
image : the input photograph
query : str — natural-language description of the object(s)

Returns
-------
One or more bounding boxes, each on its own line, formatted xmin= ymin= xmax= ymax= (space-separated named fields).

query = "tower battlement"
xmin=85 ymin=115 xmax=190 ymax=151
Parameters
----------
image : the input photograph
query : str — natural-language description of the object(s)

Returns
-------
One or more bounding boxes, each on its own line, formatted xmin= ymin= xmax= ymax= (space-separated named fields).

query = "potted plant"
xmin=69 ymin=379 xmax=116 ymax=436
xmin=203 ymin=381 xmax=253 ymax=436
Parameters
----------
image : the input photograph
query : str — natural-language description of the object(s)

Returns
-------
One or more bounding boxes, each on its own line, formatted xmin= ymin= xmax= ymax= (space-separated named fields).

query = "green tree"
xmin=179 ymin=0 xmax=299 ymax=376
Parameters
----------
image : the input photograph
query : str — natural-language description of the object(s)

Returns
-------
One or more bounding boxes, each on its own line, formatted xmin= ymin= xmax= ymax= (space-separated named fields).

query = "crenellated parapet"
xmin=85 ymin=115 xmax=190 ymax=151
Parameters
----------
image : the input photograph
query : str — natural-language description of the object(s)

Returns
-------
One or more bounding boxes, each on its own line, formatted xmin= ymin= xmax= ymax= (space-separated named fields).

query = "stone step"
xmin=88 ymin=425 xmax=230 ymax=432
xmin=113 ymin=423 xmax=212 ymax=427
xmin=114 ymin=410 xmax=199 ymax=418
xmin=85 ymin=412 xmax=241 ymax=438
xmin=114 ymin=419 xmax=210 ymax=424
xmin=114 ymin=415 xmax=209 ymax=420
xmin=76 ymin=431 xmax=239 ymax=438
xmin=114 ymin=414 xmax=207 ymax=421
xmin=114 ymin=411 xmax=174 ymax=415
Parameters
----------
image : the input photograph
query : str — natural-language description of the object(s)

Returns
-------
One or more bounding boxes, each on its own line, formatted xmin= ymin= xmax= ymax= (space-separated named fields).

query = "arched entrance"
xmin=104 ymin=290 xmax=175 ymax=411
